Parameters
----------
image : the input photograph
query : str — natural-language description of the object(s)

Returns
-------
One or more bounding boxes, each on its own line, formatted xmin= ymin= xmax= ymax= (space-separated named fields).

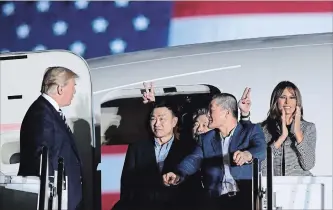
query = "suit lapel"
xmin=211 ymin=130 xmax=222 ymax=156
xmin=40 ymin=96 xmax=81 ymax=160
xmin=162 ymin=139 xmax=179 ymax=173
xmin=229 ymin=123 xmax=243 ymax=153
xmin=53 ymin=108 xmax=81 ymax=160
xmin=148 ymin=139 xmax=160 ymax=173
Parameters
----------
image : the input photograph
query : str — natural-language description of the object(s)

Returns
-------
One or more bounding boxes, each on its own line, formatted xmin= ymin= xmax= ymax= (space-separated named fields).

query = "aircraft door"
xmin=0 ymin=55 xmax=30 ymax=176
xmin=0 ymin=51 xmax=95 ymax=210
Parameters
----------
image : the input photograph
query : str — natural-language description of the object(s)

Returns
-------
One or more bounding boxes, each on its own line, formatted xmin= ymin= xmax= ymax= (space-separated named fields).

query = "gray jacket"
xmin=260 ymin=119 xmax=316 ymax=176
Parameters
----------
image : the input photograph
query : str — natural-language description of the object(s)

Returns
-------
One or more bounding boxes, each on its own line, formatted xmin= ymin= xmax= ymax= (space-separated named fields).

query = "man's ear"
xmin=172 ymin=116 xmax=178 ymax=127
xmin=57 ymin=85 xmax=63 ymax=95
xmin=226 ymin=109 xmax=231 ymax=116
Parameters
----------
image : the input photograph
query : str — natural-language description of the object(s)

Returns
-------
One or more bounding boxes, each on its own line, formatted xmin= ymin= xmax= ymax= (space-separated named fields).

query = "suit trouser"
xmin=112 ymin=192 xmax=181 ymax=210
xmin=75 ymin=200 xmax=83 ymax=210
xmin=202 ymin=181 xmax=252 ymax=210
xmin=204 ymin=192 xmax=252 ymax=210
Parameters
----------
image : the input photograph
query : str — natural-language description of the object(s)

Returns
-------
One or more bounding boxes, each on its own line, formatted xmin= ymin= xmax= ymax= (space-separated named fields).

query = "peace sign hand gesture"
xmin=142 ymin=82 xmax=155 ymax=104
xmin=238 ymin=87 xmax=251 ymax=115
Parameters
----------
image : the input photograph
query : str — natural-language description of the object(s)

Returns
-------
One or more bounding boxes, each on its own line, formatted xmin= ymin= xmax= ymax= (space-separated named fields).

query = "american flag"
xmin=1 ymin=1 xmax=332 ymax=59
xmin=0 ymin=1 xmax=173 ymax=58
xmin=0 ymin=1 xmax=332 ymax=210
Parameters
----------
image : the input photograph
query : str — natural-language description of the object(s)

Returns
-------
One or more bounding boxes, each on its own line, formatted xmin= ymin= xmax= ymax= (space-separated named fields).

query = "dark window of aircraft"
xmin=9 ymin=153 xmax=20 ymax=164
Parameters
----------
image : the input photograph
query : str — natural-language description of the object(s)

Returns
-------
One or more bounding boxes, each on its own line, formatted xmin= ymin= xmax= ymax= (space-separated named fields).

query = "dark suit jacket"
xmin=176 ymin=122 xmax=266 ymax=197
xmin=117 ymin=138 xmax=202 ymax=210
xmin=18 ymin=95 xmax=83 ymax=210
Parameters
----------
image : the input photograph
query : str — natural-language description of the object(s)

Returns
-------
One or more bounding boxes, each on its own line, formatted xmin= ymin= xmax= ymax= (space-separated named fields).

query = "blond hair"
xmin=41 ymin=66 xmax=78 ymax=94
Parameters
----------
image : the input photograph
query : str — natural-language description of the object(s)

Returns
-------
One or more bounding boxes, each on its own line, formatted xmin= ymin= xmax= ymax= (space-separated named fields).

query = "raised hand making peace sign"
xmin=238 ymin=87 xmax=251 ymax=116
xmin=142 ymin=82 xmax=155 ymax=103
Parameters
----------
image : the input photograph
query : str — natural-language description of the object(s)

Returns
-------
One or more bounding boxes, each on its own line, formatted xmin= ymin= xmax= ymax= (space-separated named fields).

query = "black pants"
xmin=202 ymin=181 xmax=252 ymax=210
xmin=204 ymin=192 xmax=252 ymax=210
xmin=75 ymin=200 xmax=83 ymax=210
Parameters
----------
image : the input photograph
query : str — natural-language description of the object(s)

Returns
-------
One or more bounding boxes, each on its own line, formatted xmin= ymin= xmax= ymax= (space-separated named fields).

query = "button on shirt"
xmin=220 ymin=128 xmax=239 ymax=195
xmin=154 ymin=136 xmax=174 ymax=172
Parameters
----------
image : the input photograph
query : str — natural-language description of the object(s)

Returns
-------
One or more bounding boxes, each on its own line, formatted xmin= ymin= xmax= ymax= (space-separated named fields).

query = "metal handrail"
xmin=267 ymin=146 xmax=274 ymax=210
xmin=38 ymin=146 xmax=48 ymax=210
xmin=56 ymin=157 xmax=65 ymax=210
xmin=37 ymin=146 xmax=66 ymax=210
xmin=253 ymin=157 xmax=270 ymax=210
xmin=252 ymin=158 xmax=261 ymax=210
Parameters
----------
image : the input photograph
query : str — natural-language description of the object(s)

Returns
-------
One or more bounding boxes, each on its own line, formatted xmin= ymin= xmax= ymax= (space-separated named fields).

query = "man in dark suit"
xmin=163 ymin=93 xmax=266 ymax=210
xmin=116 ymin=100 xmax=202 ymax=210
xmin=18 ymin=66 xmax=82 ymax=210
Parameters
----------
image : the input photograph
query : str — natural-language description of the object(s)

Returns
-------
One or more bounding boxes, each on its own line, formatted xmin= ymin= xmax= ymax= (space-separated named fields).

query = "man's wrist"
xmin=246 ymin=157 xmax=254 ymax=163
xmin=240 ymin=111 xmax=250 ymax=118
xmin=244 ymin=151 xmax=253 ymax=163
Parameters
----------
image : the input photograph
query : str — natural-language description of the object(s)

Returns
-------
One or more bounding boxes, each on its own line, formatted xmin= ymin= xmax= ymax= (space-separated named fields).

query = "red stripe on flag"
xmin=173 ymin=1 xmax=333 ymax=18
xmin=0 ymin=123 xmax=21 ymax=132
xmin=101 ymin=145 xmax=128 ymax=154
xmin=102 ymin=193 xmax=120 ymax=210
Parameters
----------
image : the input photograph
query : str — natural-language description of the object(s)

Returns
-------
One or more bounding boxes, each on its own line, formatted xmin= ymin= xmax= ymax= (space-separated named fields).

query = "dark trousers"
xmin=112 ymin=191 xmax=182 ymax=210
xmin=75 ymin=200 xmax=83 ymax=210
xmin=204 ymin=193 xmax=252 ymax=210
xmin=202 ymin=180 xmax=252 ymax=210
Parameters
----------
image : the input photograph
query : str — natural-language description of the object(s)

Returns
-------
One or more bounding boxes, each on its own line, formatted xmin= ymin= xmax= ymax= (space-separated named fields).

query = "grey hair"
xmin=41 ymin=66 xmax=78 ymax=94
xmin=212 ymin=93 xmax=238 ymax=119
xmin=193 ymin=108 xmax=209 ymax=121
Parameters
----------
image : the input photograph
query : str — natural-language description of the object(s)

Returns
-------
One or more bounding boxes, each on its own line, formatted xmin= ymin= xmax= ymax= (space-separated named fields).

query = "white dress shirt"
xmin=42 ymin=93 xmax=60 ymax=112
xmin=220 ymin=128 xmax=239 ymax=195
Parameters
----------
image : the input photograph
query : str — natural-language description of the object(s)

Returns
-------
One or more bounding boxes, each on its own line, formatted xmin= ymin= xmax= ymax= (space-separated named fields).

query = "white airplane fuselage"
xmin=0 ymin=33 xmax=332 ymax=210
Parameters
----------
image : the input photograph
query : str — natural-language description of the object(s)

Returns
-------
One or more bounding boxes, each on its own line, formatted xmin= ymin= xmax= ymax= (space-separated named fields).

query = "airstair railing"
xmin=37 ymin=146 xmax=48 ymax=210
xmin=37 ymin=146 xmax=66 ymax=210
xmin=253 ymin=157 xmax=269 ymax=210
xmin=266 ymin=146 xmax=274 ymax=210
xmin=253 ymin=158 xmax=260 ymax=210
xmin=56 ymin=157 xmax=65 ymax=210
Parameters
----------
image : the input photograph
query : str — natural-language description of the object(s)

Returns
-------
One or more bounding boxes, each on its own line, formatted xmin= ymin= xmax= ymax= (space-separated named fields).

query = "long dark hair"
xmin=263 ymin=81 xmax=304 ymax=133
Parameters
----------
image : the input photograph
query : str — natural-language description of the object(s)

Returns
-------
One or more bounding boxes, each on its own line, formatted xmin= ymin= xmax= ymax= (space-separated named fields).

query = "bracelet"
xmin=246 ymin=158 xmax=254 ymax=164
xmin=240 ymin=111 xmax=250 ymax=118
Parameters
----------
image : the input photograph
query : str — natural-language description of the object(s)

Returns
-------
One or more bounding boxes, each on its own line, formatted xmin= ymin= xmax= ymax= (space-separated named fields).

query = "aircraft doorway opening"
xmin=0 ymin=51 xmax=95 ymax=210
xmin=99 ymin=84 xmax=220 ymax=210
